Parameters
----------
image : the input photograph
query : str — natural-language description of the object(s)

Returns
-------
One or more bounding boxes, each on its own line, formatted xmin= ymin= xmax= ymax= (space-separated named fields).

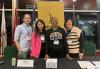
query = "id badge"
xmin=41 ymin=35 xmax=45 ymax=41
xmin=54 ymin=40 xmax=59 ymax=45
xmin=67 ymin=40 xmax=72 ymax=45
xmin=27 ymin=36 xmax=31 ymax=40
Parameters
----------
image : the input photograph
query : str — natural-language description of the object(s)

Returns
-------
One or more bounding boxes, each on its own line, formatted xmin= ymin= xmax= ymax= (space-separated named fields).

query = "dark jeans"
xmin=69 ymin=53 xmax=79 ymax=58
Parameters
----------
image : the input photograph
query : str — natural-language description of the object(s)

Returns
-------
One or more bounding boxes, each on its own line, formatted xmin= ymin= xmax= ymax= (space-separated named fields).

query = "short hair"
xmin=64 ymin=18 xmax=74 ymax=28
xmin=23 ymin=13 xmax=31 ymax=19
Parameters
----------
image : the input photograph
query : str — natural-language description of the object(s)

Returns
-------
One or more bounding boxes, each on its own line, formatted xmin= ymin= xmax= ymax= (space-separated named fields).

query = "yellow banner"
xmin=37 ymin=2 xmax=64 ymax=29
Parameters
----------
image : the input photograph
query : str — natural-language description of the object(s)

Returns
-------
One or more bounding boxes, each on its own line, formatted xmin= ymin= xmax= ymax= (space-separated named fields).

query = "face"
xmin=66 ymin=19 xmax=73 ymax=30
xmin=23 ymin=14 xmax=31 ymax=25
xmin=37 ymin=21 xmax=44 ymax=30
xmin=51 ymin=17 xmax=58 ymax=27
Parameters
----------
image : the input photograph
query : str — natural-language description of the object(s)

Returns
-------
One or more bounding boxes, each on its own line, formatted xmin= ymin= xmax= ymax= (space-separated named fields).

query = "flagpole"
xmin=12 ymin=0 xmax=17 ymax=46
xmin=73 ymin=0 xmax=77 ymax=26
xmin=32 ymin=1 xmax=37 ymax=31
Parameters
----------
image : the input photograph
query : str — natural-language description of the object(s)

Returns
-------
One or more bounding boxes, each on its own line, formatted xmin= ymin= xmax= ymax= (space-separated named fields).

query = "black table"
xmin=0 ymin=57 xmax=100 ymax=69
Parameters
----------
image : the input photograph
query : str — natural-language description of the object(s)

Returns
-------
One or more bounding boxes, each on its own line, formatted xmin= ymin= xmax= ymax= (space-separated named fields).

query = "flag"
xmin=12 ymin=0 xmax=19 ymax=46
xmin=1 ymin=4 xmax=7 ymax=54
xmin=12 ymin=8 xmax=19 ymax=46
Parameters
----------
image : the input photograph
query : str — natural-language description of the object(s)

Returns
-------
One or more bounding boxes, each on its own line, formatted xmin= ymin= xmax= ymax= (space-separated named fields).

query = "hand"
xmin=66 ymin=54 xmax=73 ymax=60
xmin=44 ymin=54 xmax=49 ymax=61
xmin=79 ymin=53 xmax=84 ymax=60
xmin=18 ymin=48 xmax=21 ymax=52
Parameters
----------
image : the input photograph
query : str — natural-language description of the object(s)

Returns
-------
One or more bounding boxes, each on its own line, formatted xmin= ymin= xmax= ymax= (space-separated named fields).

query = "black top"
xmin=45 ymin=27 xmax=67 ymax=58
xmin=39 ymin=31 xmax=46 ymax=58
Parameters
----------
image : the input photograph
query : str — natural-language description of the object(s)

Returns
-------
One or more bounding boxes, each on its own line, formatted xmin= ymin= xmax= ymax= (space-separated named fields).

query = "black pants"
xmin=69 ymin=53 xmax=79 ymax=58
xmin=48 ymin=47 xmax=66 ymax=58
xmin=39 ymin=46 xmax=45 ymax=58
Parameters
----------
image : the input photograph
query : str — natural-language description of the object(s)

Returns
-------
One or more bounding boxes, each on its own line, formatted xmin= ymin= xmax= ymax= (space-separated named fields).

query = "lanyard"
xmin=23 ymin=24 xmax=30 ymax=35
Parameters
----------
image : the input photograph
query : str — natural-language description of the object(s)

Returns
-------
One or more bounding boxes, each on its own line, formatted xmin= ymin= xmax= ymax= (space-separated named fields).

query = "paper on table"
xmin=87 ymin=66 xmax=100 ymax=69
xmin=86 ymin=61 xmax=100 ymax=69
xmin=93 ymin=61 xmax=100 ymax=66
xmin=46 ymin=59 xmax=57 ymax=68
xmin=77 ymin=61 xmax=94 ymax=68
xmin=17 ymin=59 xmax=34 ymax=67
xmin=46 ymin=59 xmax=57 ymax=62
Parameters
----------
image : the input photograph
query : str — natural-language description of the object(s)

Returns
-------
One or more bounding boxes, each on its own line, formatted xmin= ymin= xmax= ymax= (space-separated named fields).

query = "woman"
xmin=31 ymin=19 xmax=46 ymax=58
xmin=64 ymin=18 xmax=84 ymax=60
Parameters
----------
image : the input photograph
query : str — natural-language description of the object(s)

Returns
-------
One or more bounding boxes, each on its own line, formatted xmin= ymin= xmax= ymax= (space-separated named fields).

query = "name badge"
xmin=54 ymin=40 xmax=59 ymax=45
xmin=17 ymin=59 xmax=34 ymax=67
xmin=67 ymin=40 xmax=72 ymax=45
xmin=41 ymin=35 xmax=45 ymax=41
xmin=27 ymin=36 xmax=31 ymax=40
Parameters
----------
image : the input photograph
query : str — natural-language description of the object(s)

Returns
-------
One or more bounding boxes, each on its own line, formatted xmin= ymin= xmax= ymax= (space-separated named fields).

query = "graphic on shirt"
xmin=50 ymin=32 xmax=62 ymax=40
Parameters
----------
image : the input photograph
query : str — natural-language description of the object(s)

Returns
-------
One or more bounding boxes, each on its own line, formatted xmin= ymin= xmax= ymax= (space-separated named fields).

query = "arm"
xmin=14 ymin=26 xmax=21 ymax=51
xmin=79 ymin=31 xmax=85 ymax=59
xmin=79 ymin=31 xmax=85 ymax=53
xmin=45 ymin=31 xmax=49 ymax=54
xmin=15 ymin=41 xmax=21 ymax=51
xmin=44 ymin=30 xmax=50 ymax=60
xmin=63 ymin=29 xmax=68 ymax=56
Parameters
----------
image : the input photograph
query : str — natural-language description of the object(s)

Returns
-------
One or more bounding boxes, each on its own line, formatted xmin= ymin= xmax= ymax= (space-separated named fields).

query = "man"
xmin=14 ymin=13 xmax=32 ymax=59
xmin=45 ymin=17 xmax=67 ymax=59
xmin=64 ymin=18 xmax=84 ymax=60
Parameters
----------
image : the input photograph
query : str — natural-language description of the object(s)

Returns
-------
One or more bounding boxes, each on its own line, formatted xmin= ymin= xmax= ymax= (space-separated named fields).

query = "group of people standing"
xmin=14 ymin=13 xmax=84 ymax=60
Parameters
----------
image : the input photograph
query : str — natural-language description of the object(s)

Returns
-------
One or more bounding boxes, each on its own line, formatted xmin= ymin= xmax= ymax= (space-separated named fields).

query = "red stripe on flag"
xmin=12 ymin=8 xmax=19 ymax=46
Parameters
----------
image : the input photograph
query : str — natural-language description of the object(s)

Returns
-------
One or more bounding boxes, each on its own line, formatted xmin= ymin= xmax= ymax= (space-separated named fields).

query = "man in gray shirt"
xmin=14 ymin=13 xmax=32 ymax=59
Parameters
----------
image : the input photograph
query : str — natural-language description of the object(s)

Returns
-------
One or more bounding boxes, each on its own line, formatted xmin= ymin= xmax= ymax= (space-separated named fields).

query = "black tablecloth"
xmin=0 ymin=57 xmax=100 ymax=69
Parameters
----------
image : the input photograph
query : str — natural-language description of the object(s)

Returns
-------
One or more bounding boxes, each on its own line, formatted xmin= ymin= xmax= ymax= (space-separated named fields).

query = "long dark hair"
xmin=35 ymin=19 xmax=46 ymax=36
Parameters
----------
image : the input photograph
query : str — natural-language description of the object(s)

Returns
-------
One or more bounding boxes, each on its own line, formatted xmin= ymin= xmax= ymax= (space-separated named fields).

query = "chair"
xmin=4 ymin=46 xmax=18 ymax=59
xmin=83 ymin=41 xmax=96 ymax=58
